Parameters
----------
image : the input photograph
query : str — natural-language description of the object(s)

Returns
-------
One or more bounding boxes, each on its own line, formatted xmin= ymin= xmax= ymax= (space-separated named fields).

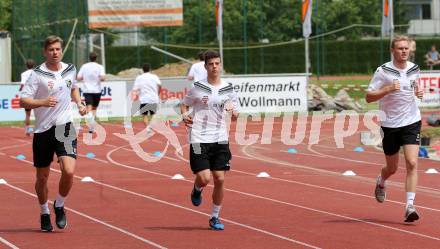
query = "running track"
xmin=0 ymin=117 xmax=439 ymax=249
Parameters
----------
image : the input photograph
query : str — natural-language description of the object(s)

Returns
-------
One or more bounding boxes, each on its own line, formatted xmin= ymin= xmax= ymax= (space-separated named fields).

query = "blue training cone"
xmin=86 ymin=152 xmax=96 ymax=158
xmin=152 ymin=151 xmax=162 ymax=157
xmin=354 ymin=147 xmax=364 ymax=152
xmin=287 ymin=148 xmax=297 ymax=154
xmin=16 ymin=154 xmax=26 ymax=160
xmin=171 ymin=122 xmax=179 ymax=127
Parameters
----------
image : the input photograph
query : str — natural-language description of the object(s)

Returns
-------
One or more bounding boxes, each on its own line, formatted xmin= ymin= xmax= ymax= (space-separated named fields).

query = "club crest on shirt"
xmin=48 ymin=81 xmax=54 ymax=90
xmin=202 ymin=96 xmax=209 ymax=104
xmin=65 ymin=79 xmax=73 ymax=89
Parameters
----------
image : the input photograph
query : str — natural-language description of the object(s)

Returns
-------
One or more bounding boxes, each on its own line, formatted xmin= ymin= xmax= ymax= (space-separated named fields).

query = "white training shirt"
xmin=20 ymin=62 xmax=78 ymax=133
xmin=187 ymin=61 xmax=207 ymax=82
xmin=182 ymin=79 xmax=238 ymax=143
xmin=368 ymin=61 xmax=421 ymax=128
xmin=77 ymin=62 xmax=105 ymax=93
xmin=133 ymin=72 xmax=162 ymax=104
xmin=19 ymin=69 xmax=33 ymax=92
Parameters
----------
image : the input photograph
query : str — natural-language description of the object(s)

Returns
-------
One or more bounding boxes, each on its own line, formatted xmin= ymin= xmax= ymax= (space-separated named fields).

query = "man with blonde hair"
xmin=366 ymin=35 xmax=423 ymax=222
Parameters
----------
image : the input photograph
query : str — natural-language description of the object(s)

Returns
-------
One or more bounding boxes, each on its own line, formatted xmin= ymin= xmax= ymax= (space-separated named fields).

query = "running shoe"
xmin=209 ymin=217 xmax=224 ymax=230
xmin=53 ymin=201 xmax=67 ymax=229
xmin=40 ymin=214 xmax=53 ymax=232
xmin=374 ymin=176 xmax=386 ymax=203
xmin=191 ymin=185 xmax=202 ymax=206
xmin=404 ymin=204 xmax=420 ymax=222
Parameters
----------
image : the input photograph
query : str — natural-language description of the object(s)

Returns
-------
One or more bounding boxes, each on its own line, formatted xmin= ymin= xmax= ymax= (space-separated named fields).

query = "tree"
xmin=0 ymin=0 xmax=12 ymax=31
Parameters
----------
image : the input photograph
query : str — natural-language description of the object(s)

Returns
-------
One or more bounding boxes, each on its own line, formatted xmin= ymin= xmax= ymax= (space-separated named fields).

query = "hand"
xmin=45 ymin=96 xmax=58 ymax=107
xmin=388 ymin=79 xmax=400 ymax=93
xmin=414 ymin=86 xmax=424 ymax=99
xmin=78 ymin=103 xmax=87 ymax=116
xmin=224 ymin=100 xmax=234 ymax=113
xmin=182 ymin=112 xmax=193 ymax=128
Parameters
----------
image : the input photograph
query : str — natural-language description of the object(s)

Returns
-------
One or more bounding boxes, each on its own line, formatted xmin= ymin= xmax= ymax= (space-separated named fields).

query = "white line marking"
xmin=78 ymin=154 xmax=109 ymax=164
xmin=4 ymin=182 xmax=167 ymax=249
xmin=0 ymin=237 xmax=19 ymax=249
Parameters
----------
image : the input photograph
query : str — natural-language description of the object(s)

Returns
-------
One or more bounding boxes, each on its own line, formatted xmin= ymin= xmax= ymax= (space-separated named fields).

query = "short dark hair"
xmin=89 ymin=52 xmax=98 ymax=62
xmin=204 ymin=50 xmax=220 ymax=64
xmin=43 ymin=35 xmax=63 ymax=50
xmin=25 ymin=59 xmax=35 ymax=69
xmin=142 ymin=63 xmax=151 ymax=72
xmin=197 ymin=51 xmax=205 ymax=61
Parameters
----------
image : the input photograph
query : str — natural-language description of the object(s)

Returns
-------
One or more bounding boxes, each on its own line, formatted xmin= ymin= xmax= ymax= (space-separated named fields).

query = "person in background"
xmin=425 ymin=45 xmax=440 ymax=68
xmin=19 ymin=59 xmax=35 ymax=135
xmin=131 ymin=63 xmax=162 ymax=132
xmin=187 ymin=51 xmax=207 ymax=83
xmin=77 ymin=52 xmax=106 ymax=133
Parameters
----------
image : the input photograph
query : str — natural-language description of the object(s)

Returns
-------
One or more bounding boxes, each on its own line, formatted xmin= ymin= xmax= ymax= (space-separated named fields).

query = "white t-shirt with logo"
xmin=368 ymin=61 xmax=421 ymax=128
xmin=20 ymin=62 xmax=78 ymax=133
xmin=77 ymin=62 xmax=105 ymax=93
xmin=187 ymin=61 xmax=207 ymax=82
xmin=182 ymin=79 xmax=238 ymax=143
xmin=133 ymin=72 xmax=162 ymax=104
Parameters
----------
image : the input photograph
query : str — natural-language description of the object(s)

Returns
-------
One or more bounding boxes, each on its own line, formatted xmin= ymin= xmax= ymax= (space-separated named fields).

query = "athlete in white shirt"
xmin=77 ymin=52 xmax=106 ymax=133
xmin=181 ymin=50 xmax=238 ymax=230
xmin=131 ymin=63 xmax=162 ymax=130
xmin=19 ymin=59 xmax=35 ymax=135
xmin=187 ymin=51 xmax=207 ymax=82
xmin=366 ymin=36 xmax=424 ymax=223
xmin=20 ymin=36 xmax=87 ymax=232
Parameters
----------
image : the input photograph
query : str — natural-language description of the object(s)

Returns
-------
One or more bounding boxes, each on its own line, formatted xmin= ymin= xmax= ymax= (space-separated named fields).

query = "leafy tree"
xmin=0 ymin=0 xmax=12 ymax=31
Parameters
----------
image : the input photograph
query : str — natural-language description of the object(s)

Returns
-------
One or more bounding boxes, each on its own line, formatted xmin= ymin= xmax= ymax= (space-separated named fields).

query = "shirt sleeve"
xmin=71 ymin=66 xmax=79 ymax=89
xmin=77 ymin=65 xmax=84 ymax=79
xmin=229 ymin=90 xmax=239 ymax=112
xmin=20 ymin=71 xmax=38 ymax=98
xmin=182 ymin=86 xmax=196 ymax=106
xmin=100 ymin=65 xmax=106 ymax=76
xmin=187 ymin=64 xmax=195 ymax=77
xmin=367 ymin=67 xmax=385 ymax=92
xmin=132 ymin=76 xmax=141 ymax=91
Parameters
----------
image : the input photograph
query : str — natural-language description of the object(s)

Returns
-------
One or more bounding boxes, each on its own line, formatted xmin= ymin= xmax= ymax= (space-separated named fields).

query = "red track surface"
xmin=1 ymin=116 xmax=439 ymax=249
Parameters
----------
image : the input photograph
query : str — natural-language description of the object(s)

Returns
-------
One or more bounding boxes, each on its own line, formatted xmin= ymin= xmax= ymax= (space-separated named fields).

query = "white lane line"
xmin=0 ymin=237 xmax=19 ymax=249
xmin=104 ymin=148 xmax=440 ymax=242
xmin=4 ymin=181 xmax=167 ymax=249
xmin=78 ymin=154 xmax=109 ymax=164
xmin=11 ymin=152 xmax=321 ymax=249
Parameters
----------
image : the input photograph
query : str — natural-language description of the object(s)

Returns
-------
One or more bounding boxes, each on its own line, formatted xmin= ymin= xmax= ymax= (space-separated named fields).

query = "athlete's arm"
xmin=71 ymin=87 xmax=87 ymax=116
xmin=366 ymin=81 xmax=399 ymax=103
xmin=20 ymin=97 xmax=57 ymax=109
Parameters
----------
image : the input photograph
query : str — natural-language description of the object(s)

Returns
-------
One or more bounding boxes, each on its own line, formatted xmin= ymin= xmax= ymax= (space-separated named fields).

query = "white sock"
xmin=55 ymin=194 xmax=66 ymax=207
xmin=406 ymin=192 xmax=416 ymax=207
xmin=40 ymin=202 xmax=50 ymax=214
xmin=377 ymin=175 xmax=385 ymax=188
xmin=211 ymin=204 xmax=221 ymax=218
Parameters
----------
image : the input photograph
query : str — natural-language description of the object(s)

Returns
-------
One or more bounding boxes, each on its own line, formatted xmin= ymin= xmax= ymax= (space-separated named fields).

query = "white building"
xmin=405 ymin=0 xmax=440 ymax=35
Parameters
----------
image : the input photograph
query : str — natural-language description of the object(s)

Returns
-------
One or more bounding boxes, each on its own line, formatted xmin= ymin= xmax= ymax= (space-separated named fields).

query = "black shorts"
xmin=189 ymin=142 xmax=231 ymax=174
xmin=381 ymin=121 xmax=421 ymax=155
xmin=32 ymin=123 xmax=77 ymax=168
xmin=83 ymin=93 xmax=102 ymax=107
xmin=140 ymin=103 xmax=157 ymax=116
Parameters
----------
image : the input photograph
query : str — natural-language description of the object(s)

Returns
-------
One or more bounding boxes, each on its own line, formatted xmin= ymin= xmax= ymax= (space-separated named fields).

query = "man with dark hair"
xmin=187 ymin=51 xmax=207 ymax=82
xmin=366 ymin=35 xmax=423 ymax=223
xmin=77 ymin=51 xmax=106 ymax=133
xmin=131 ymin=63 xmax=162 ymax=130
xmin=19 ymin=58 xmax=35 ymax=135
xmin=20 ymin=35 xmax=87 ymax=232
xmin=181 ymin=50 xmax=238 ymax=230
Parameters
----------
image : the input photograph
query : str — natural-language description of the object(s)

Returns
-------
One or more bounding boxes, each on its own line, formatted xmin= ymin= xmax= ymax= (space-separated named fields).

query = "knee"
xmin=213 ymin=175 xmax=225 ymax=186
xmin=406 ymin=159 xmax=418 ymax=172
xmin=199 ymin=176 xmax=210 ymax=187
xmin=62 ymin=169 xmax=75 ymax=179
